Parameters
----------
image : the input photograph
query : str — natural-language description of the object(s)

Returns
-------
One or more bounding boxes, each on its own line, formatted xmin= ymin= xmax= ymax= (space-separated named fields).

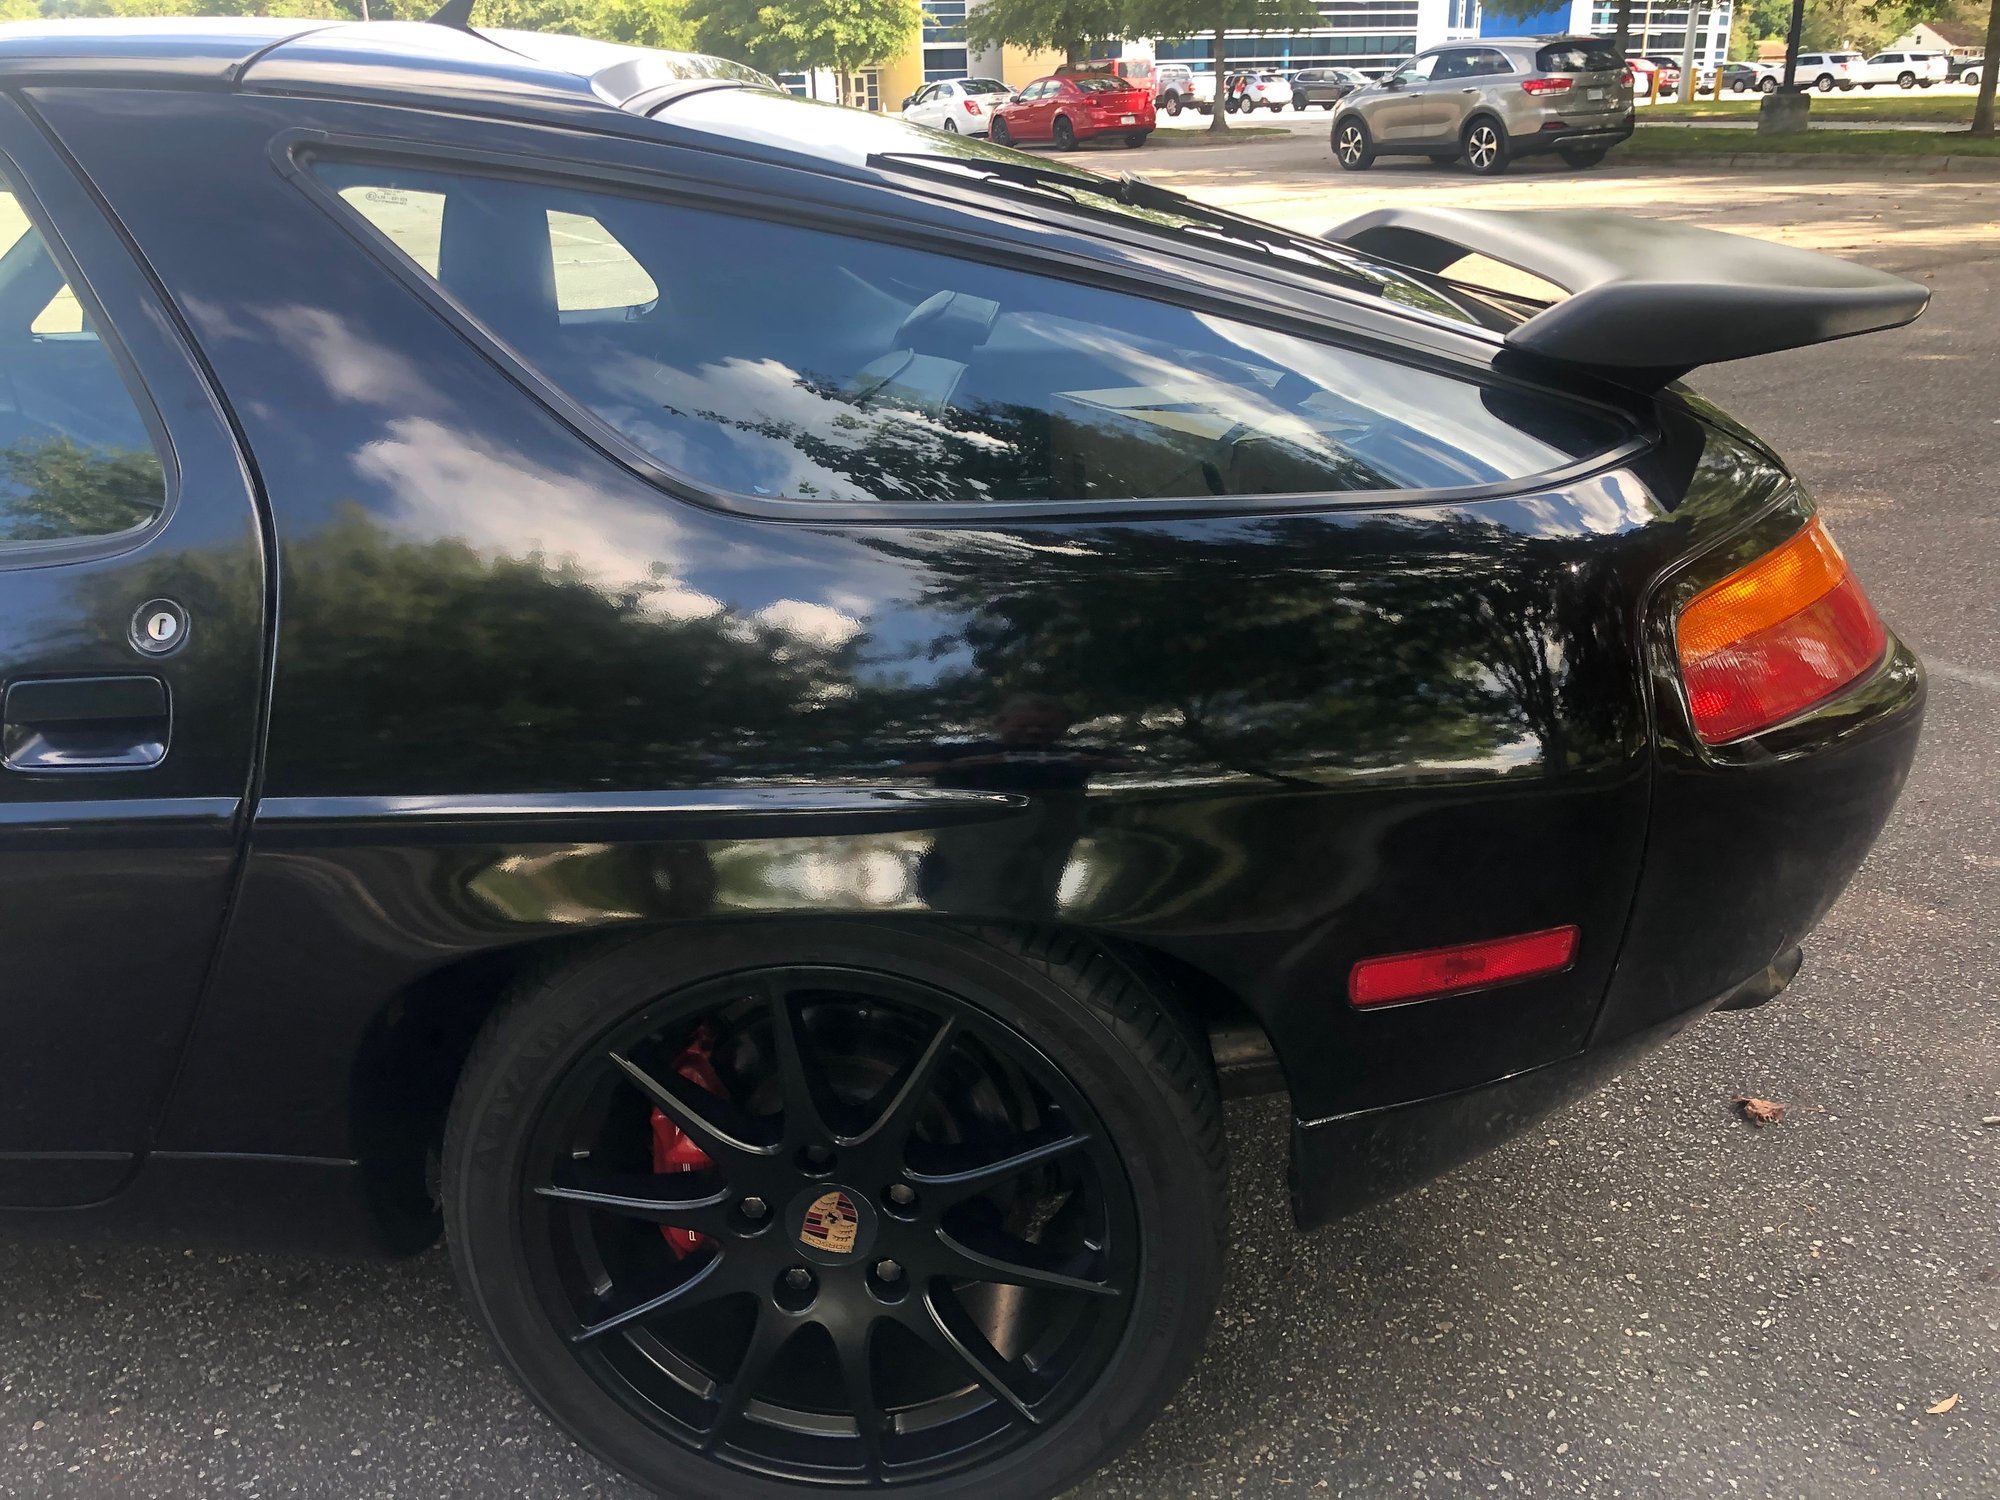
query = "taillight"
xmin=1523 ymin=76 xmax=1574 ymax=95
xmin=1349 ymin=926 xmax=1579 ymax=1008
xmin=1675 ymin=518 xmax=1888 ymax=743
xmin=963 ymin=98 xmax=982 ymax=114
xmin=1621 ymin=66 xmax=1634 ymax=84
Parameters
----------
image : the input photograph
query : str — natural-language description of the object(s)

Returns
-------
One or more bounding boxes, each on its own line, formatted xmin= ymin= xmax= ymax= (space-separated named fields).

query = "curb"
xmin=1615 ymin=150 xmax=2000 ymax=175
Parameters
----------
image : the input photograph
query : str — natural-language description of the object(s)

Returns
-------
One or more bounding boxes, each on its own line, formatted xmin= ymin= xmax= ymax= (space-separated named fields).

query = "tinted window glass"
xmin=1074 ymin=76 xmax=1128 ymax=93
xmin=963 ymin=78 xmax=1009 ymax=94
xmin=1537 ymin=40 xmax=1622 ymax=72
xmin=0 ymin=176 xmax=164 ymax=544
xmin=319 ymin=162 xmax=1625 ymax=507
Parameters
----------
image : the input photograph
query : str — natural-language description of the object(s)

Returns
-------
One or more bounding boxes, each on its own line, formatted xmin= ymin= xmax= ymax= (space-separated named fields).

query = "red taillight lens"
xmin=963 ymin=98 xmax=982 ymax=114
xmin=1349 ymin=926 xmax=1579 ymax=1008
xmin=1523 ymin=76 xmax=1574 ymax=95
xmin=1676 ymin=518 xmax=1888 ymax=744
xmin=1621 ymin=66 xmax=1634 ymax=85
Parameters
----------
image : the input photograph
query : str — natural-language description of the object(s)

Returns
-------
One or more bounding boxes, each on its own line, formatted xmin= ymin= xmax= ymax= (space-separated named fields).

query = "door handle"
xmin=1460 ymin=87 xmax=1478 ymax=93
xmin=2 ymin=675 xmax=170 ymax=770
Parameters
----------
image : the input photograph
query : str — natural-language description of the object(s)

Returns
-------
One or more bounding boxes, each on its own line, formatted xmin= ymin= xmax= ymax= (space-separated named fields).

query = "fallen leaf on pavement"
xmin=1732 ymin=1095 xmax=1786 ymax=1126
xmin=1927 ymin=1394 xmax=1960 ymax=1415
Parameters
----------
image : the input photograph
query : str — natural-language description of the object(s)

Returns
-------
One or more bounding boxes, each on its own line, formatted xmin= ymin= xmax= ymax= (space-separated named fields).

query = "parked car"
xmin=1083 ymin=55 xmax=1154 ymax=90
xmin=899 ymin=75 xmax=1011 ymax=136
xmin=990 ymin=71 xmax=1156 ymax=148
xmin=1853 ymin=49 xmax=1950 ymax=88
xmin=1626 ymin=57 xmax=1679 ymax=99
xmin=1154 ymin=61 xmax=1197 ymax=113
xmin=1291 ymin=65 xmax=1369 ymax=108
xmin=0 ymin=16 xmax=1931 ymax=1500
xmin=1701 ymin=61 xmax=1779 ymax=93
xmin=1231 ymin=71 xmax=1291 ymax=111
xmin=1335 ymin=36 xmax=1635 ymax=174
xmin=1955 ymin=55 xmax=1985 ymax=85
xmin=1793 ymin=50 xmax=1865 ymax=90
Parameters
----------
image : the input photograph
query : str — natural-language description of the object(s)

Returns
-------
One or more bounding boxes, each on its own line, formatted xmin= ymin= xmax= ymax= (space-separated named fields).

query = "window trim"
xmin=0 ymin=142 xmax=180 ymax=569
xmin=279 ymin=130 xmax=1650 ymax=527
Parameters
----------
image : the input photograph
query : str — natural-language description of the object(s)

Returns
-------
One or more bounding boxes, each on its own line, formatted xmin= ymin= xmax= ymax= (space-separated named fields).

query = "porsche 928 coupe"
xmin=0 ymin=13 xmax=1926 ymax=1498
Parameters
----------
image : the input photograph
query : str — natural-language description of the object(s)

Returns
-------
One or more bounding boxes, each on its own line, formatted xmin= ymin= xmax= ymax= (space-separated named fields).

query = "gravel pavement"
xmin=1 ymin=159 xmax=1994 ymax=1500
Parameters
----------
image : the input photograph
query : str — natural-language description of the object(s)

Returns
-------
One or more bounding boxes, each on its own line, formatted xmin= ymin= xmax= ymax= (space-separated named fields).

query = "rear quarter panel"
xmin=27 ymin=85 xmax=1763 ymax=1178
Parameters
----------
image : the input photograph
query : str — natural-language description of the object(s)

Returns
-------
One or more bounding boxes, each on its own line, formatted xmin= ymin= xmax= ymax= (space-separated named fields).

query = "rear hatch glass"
xmin=1536 ymin=40 xmax=1623 ymax=73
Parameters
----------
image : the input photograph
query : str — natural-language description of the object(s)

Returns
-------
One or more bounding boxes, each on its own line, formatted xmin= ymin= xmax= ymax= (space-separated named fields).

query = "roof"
xmin=1911 ymin=20 xmax=1983 ymax=47
xmin=0 ymin=16 xmax=772 ymax=112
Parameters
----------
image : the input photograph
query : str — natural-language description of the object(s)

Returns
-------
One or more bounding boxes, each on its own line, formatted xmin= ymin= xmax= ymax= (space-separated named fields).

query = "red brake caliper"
xmin=647 ymin=1021 xmax=726 ymax=1259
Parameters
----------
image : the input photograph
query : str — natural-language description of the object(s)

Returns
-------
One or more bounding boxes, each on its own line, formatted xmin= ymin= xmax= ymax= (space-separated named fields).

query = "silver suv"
xmin=1333 ymin=36 xmax=1633 ymax=176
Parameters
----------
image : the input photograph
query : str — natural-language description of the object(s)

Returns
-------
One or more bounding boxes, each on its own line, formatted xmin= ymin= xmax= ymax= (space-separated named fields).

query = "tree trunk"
xmin=839 ymin=66 xmax=855 ymax=109
xmin=1974 ymin=0 xmax=2000 ymax=136
xmin=1612 ymin=0 xmax=1633 ymax=55
xmin=1066 ymin=40 xmax=1086 ymax=70
xmin=1208 ymin=24 xmax=1229 ymax=132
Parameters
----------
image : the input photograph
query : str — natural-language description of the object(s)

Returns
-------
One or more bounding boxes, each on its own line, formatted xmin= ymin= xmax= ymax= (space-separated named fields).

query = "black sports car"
xmin=0 ymin=13 xmax=1926 ymax=1499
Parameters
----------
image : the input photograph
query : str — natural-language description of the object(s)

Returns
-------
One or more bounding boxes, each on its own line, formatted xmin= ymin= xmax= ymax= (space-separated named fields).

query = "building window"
xmin=923 ymin=48 xmax=970 ymax=82
xmin=921 ymin=0 xmax=967 ymax=43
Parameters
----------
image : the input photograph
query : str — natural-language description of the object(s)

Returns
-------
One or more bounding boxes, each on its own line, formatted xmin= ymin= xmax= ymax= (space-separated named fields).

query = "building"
xmin=1891 ymin=20 xmax=1985 ymax=56
xmin=1482 ymin=0 xmax=1734 ymax=67
xmin=790 ymin=0 xmax=1499 ymax=113
xmin=1150 ymin=0 xmax=1480 ymax=77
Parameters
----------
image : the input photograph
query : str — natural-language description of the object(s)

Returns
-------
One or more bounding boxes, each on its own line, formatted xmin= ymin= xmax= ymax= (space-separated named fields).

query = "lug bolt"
xmin=886 ymin=1183 xmax=917 ymax=1207
xmin=874 ymin=1259 xmax=904 ymax=1283
xmin=740 ymin=1196 xmax=768 ymax=1221
xmin=784 ymin=1266 xmax=814 ymax=1291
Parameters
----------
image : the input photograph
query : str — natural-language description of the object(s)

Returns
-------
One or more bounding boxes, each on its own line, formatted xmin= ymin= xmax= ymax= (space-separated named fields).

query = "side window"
xmin=0 ymin=171 xmax=164 ymax=544
xmin=546 ymin=209 xmax=659 ymax=315
xmin=1473 ymin=49 xmax=1514 ymax=75
xmin=313 ymin=160 xmax=1627 ymax=508
xmin=1432 ymin=50 xmax=1469 ymax=79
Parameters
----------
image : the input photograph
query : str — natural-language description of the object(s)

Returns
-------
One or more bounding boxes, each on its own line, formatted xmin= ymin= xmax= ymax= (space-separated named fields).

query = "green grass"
xmin=1647 ymin=93 xmax=1973 ymax=123
xmin=1617 ymin=125 xmax=2000 ymax=155
xmin=1146 ymin=125 xmax=1290 ymax=147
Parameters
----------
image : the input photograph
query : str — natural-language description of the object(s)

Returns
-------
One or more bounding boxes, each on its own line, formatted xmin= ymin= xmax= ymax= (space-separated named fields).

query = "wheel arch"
xmin=340 ymin=916 xmax=1289 ymax=1253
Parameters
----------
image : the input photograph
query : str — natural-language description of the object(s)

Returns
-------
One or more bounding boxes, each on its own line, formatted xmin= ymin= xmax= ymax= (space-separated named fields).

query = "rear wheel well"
xmin=346 ymin=919 xmax=1289 ymax=1249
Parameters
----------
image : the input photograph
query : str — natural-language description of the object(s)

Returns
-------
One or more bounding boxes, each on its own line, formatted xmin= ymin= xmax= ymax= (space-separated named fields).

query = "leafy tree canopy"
xmin=962 ymin=0 xmax=1132 ymax=69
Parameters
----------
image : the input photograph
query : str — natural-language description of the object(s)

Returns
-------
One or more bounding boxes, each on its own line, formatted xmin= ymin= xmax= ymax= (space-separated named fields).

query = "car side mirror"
xmin=902 ymin=95 xmax=916 ymax=109
xmin=1384 ymin=76 xmax=1404 ymax=89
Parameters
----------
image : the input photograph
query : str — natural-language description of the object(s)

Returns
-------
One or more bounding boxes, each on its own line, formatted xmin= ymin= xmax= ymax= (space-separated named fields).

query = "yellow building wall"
xmin=869 ymin=33 xmax=1069 ymax=111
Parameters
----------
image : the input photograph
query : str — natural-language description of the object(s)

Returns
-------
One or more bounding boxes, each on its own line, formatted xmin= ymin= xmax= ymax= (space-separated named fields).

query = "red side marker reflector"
xmin=1349 ymin=926 xmax=1580 ymax=1008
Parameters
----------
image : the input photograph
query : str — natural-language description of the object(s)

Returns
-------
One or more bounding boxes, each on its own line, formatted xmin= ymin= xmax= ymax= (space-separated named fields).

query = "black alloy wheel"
xmin=444 ymin=924 xmax=1227 ymax=1499
xmin=989 ymin=116 xmax=1011 ymax=147
xmin=1052 ymin=115 xmax=1077 ymax=150
xmin=1559 ymin=145 xmax=1608 ymax=169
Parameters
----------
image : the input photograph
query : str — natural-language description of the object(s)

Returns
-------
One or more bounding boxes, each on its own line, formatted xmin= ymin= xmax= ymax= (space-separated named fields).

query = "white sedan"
xmin=900 ymin=76 xmax=1012 ymax=137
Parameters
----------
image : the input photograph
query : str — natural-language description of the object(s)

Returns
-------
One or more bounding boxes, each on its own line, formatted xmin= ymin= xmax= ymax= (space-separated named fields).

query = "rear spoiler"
xmin=1323 ymin=207 xmax=1928 ymax=389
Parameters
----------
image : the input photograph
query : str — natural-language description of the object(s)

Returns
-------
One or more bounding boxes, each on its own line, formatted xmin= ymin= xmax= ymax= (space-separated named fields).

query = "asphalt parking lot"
xmin=2 ymin=160 xmax=1995 ymax=1498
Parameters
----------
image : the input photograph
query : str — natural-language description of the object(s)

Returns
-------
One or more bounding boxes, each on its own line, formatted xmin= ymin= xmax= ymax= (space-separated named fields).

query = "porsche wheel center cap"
xmin=789 ymin=1184 xmax=878 ymax=1264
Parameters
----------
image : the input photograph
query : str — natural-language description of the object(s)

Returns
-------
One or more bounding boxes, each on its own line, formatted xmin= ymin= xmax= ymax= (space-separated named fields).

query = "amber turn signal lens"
xmin=1676 ymin=518 xmax=1887 ymax=745
xmin=1348 ymin=925 xmax=1580 ymax=1008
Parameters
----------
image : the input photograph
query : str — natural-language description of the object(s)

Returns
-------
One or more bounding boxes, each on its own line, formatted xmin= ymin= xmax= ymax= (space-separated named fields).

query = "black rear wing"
xmin=1323 ymin=206 xmax=1928 ymax=389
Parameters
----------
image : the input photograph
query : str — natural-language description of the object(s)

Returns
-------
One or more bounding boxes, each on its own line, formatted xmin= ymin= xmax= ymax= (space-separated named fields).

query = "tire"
xmin=443 ymin=922 xmax=1228 ymax=1500
xmin=1124 ymin=131 xmax=1149 ymax=147
xmin=1052 ymin=115 xmax=1076 ymax=150
xmin=1559 ymin=145 xmax=1608 ymax=169
xmin=1333 ymin=114 xmax=1374 ymax=169
xmin=1967 ymin=69 xmax=1983 ymax=86
xmin=1462 ymin=116 xmax=1510 ymax=174
xmin=1292 ymin=94 xmax=1306 ymax=110
xmin=1816 ymin=74 xmax=1834 ymax=92
xmin=989 ymin=115 xmax=1011 ymax=146
xmin=1731 ymin=78 xmax=1747 ymax=92
xmin=943 ymin=118 xmax=958 ymax=134
xmin=1897 ymin=71 xmax=1915 ymax=89
xmin=1759 ymin=76 xmax=1778 ymax=93
xmin=1918 ymin=78 xmax=1933 ymax=88
xmin=1163 ymin=92 xmax=1182 ymax=116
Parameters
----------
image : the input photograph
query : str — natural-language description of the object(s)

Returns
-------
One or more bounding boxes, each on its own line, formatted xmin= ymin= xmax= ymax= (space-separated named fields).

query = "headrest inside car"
xmin=897 ymin=290 xmax=1001 ymax=358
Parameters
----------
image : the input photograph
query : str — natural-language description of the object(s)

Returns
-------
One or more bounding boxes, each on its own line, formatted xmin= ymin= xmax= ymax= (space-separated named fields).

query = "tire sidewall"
xmin=444 ymin=921 xmax=1224 ymax=1500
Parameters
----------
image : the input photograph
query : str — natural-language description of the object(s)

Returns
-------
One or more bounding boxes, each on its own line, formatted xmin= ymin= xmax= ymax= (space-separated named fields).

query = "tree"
xmin=690 ymin=0 xmax=918 ymax=102
xmin=1129 ymin=0 xmax=1319 ymax=132
xmin=963 ymin=0 xmax=1130 ymax=71
xmin=1975 ymin=0 xmax=2000 ymax=134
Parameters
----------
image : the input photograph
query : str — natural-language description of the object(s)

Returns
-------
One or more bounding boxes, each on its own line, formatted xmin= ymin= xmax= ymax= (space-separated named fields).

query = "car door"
xmin=1371 ymin=53 xmax=1440 ymax=141
xmin=1429 ymin=48 xmax=1486 ymax=139
xmin=1014 ymin=80 xmax=1049 ymax=139
xmin=0 ymin=96 xmax=265 ymax=1206
xmin=905 ymin=83 xmax=936 ymax=126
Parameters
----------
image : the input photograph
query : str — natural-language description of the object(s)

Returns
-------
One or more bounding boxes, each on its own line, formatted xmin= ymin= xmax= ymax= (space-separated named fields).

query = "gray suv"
xmin=1333 ymin=36 xmax=1633 ymax=176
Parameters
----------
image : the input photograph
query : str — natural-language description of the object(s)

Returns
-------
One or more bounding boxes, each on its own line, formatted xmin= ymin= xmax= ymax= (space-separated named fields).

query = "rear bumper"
xmin=1513 ymin=112 xmax=1635 ymax=154
xmin=1289 ymin=959 xmax=1787 ymax=1227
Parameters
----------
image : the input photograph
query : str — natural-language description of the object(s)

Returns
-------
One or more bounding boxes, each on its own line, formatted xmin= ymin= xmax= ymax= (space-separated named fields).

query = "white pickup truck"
xmin=1852 ymin=49 xmax=1950 ymax=88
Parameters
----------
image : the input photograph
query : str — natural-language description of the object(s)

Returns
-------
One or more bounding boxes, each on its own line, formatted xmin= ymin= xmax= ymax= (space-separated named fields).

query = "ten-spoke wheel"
xmin=445 ymin=924 xmax=1225 ymax=1497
